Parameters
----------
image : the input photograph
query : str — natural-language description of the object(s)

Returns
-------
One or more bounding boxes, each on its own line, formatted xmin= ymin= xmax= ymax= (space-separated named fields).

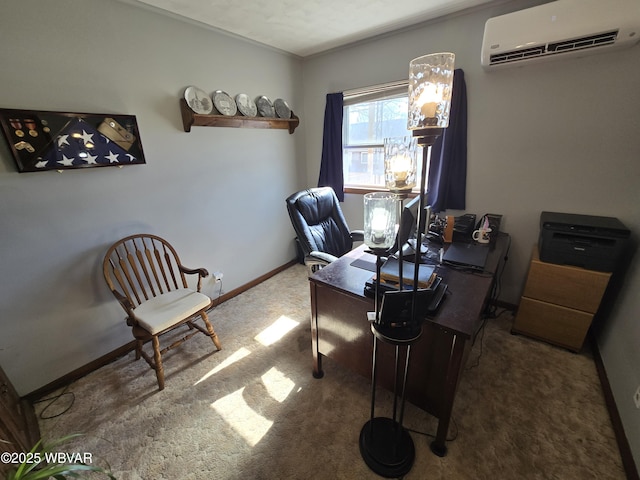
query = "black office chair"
xmin=286 ymin=187 xmax=364 ymax=272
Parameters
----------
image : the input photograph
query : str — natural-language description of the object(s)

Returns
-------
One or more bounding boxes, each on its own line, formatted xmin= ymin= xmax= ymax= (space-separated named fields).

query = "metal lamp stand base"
xmin=359 ymin=417 xmax=415 ymax=478
xmin=360 ymin=301 xmax=422 ymax=478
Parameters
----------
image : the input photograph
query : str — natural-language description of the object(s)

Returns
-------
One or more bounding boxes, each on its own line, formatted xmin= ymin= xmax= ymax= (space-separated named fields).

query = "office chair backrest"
xmin=286 ymin=187 xmax=353 ymax=258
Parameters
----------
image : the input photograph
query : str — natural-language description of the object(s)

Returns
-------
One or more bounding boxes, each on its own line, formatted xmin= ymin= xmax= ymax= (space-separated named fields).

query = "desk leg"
xmin=431 ymin=334 xmax=466 ymax=457
xmin=309 ymin=281 xmax=324 ymax=378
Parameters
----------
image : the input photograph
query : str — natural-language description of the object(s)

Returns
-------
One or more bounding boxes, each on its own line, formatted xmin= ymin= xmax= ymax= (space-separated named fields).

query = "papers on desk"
xmin=364 ymin=271 xmax=447 ymax=318
xmin=379 ymin=258 xmax=437 ymax=289
xmin=364 ymin=257 xmax=443 ymax=305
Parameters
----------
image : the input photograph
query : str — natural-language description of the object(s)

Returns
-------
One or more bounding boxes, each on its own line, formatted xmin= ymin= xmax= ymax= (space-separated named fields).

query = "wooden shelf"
xmin=179 ymin=98 xmax=299 ymax=133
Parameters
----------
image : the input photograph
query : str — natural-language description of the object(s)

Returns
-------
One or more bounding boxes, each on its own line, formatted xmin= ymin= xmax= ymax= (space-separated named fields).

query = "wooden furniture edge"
xmin=24 ymin=259 xmax=299 ymax=401
xmin=20 ymin=397 xmax=41 ymax=446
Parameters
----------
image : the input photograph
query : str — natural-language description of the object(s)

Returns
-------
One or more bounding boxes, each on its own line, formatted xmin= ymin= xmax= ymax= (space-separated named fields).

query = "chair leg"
xmin=201 ymin=311 xmax=222 ymax=351
xmin=152 ymin=336 xmax=165 ymax=390
xmin=135 ymin=340 xmax=143 ymax=360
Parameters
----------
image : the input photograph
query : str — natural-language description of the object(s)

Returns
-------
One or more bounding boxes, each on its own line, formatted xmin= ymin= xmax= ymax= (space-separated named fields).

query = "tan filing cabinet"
xmin=512 ymin=245 xmax=611 ymax=352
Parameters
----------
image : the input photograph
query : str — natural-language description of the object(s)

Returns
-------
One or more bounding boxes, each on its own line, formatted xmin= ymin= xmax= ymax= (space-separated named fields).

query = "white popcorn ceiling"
xmin=129 ymin=0 xmax=502 ymax=57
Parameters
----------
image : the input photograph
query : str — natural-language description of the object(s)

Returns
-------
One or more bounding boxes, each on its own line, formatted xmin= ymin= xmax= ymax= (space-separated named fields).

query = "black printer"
xmin=539 ymin=212 xmax=630 ymax=272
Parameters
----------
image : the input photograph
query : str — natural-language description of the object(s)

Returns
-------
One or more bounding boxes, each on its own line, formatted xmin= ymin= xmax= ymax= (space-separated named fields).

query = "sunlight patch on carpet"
xmin=210 ymin=387 xmax=273 ymax=447
xmin=255 ymin=315 xmax=299 ymax=346
xmin=261 ymin=367 xmax=295 ymax=403
xmin=194 ymin=347 xmax=251 ymax=385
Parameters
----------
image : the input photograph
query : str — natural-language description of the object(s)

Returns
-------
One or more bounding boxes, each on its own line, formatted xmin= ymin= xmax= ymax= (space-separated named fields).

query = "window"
xmin=342 ymin=85 xmax=424 ymax=191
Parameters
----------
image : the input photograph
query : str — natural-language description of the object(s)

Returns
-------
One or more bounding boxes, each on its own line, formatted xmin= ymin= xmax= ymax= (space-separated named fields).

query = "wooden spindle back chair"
xmin=103 ymin=234 xmax=221 ymax=390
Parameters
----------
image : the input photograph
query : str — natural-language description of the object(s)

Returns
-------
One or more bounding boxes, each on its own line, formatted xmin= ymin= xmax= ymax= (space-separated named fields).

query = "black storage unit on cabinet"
xmin=538 ymin=211 xmax=630 ymax=272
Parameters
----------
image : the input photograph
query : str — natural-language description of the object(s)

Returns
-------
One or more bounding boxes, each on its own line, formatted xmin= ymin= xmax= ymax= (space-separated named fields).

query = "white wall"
xmin=0 ymin=0 xmax=304 ymax=395
xmin=301 ymin=0 xmax=640 ymax=467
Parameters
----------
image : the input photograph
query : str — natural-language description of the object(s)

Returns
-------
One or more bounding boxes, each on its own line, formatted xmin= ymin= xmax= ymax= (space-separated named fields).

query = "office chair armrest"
xmin=305 ymin=251 xmax=338 ymax=267
xmin=304 ymin=251 xmax=338 ymax=274
xmin=350 ymin=230 xmax=365 ymax=242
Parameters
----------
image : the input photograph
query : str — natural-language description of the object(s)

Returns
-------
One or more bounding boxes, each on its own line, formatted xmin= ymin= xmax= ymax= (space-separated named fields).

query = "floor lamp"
xmin=407 ymin=52 xmax=455 ymax=335
xmin=359 ymin=52 xmax=455 ymax=478
xmin=383 ymin=135 xmax=418 ymax=288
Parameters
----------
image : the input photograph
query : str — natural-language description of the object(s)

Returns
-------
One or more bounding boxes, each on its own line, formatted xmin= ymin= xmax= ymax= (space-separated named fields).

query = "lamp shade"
xmin=407 ymin=53 xmax=455 ymax=130
xmin=364 ymin=192 xmax=397 ymax=250
xmin=384 ymin=137 xmax=418 ymax=193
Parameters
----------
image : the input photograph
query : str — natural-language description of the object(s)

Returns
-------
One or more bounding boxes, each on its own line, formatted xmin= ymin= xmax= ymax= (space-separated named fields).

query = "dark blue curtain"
xmin=318 ymin=92 xmax=345 ymax=201
xmin=427 ymin=69 xmax=467 ymax=213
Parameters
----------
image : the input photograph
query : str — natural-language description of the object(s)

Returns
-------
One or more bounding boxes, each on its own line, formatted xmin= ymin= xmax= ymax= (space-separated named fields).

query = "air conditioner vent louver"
xmin=489 ymin=30 xmax=620 ymax=66
xmin=549 ymin=30 xmax=618 ymax=52
xmin=490 ymin=46 xmax=546 ymax=65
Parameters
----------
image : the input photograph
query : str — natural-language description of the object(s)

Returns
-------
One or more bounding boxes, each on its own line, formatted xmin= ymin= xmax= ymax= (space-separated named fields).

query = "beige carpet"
xmin=36 ymin=264 xmax=625 ymax=479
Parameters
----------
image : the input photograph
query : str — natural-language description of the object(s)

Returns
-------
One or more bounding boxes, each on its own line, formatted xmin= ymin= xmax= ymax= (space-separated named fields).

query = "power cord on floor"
xmin=467 ymin=233 xmax=512 ymax=370
xmin=33 ymin=383 xmax=75 ymax=419
xmin=206 ymin=279 xmax=224 ymax=312
xmin=467 ymin=307 xmax=511 ymax=370
xmin=215 ymin=279 xmax=223 ymax=299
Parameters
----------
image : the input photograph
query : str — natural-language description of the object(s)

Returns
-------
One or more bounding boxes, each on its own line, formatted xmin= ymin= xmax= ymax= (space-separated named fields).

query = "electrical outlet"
xmin=212 ymin=271 xmax=223 ymax=283
xmin=634 ymin=386 xmax=640 ymax=409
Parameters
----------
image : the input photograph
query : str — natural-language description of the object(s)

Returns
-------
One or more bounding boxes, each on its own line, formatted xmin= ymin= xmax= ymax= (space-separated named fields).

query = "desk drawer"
xmin=523 ymin=248 xmax=610 ymax=313
xmin=513 ymin=296 xmax=593 ymax=352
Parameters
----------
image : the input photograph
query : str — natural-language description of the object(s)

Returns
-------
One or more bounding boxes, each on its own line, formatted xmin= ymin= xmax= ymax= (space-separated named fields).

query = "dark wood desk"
xmin=309 ymin=234 xmax=509 ymax=455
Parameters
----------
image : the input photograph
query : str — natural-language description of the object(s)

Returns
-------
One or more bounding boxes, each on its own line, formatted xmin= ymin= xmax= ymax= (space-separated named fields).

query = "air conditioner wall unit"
xmin=481 ymin=0 xmax=640 ymax=70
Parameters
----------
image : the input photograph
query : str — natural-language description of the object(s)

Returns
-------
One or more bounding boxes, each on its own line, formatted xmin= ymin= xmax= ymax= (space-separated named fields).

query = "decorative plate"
xmin=184 ymin=86 xmax=213 ymax=114
xmin=235 ymin=93 xmax=257 ymax=117
xmin=212 ymin=90 xmax=238 ymax=116
xmin=256 ymin=96 xmax=275 ymax=118
xmin=274 ymin=98 xmax=292 ymax=119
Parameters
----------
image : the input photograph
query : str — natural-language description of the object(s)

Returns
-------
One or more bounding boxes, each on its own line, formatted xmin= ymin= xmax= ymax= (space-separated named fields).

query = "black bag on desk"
xmin=452 ymin=214 xmax=476 ymax=242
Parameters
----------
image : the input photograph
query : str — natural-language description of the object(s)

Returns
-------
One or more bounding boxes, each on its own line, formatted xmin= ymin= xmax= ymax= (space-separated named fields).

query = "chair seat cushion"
xmin=134 ymin=289 xmax=211 ymax=335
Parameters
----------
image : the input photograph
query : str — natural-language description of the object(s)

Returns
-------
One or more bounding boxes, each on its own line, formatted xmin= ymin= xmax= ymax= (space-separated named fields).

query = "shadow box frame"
xmin=0 ymin=107 xmax=146 ymax=173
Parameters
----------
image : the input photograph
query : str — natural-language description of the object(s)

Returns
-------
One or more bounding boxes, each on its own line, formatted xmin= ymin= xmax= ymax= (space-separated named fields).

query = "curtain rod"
xmin=343 ymin=79 xmax=408 ymax=98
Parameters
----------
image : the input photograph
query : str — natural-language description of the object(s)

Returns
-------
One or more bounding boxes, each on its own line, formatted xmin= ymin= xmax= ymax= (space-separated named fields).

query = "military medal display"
xmin=0 ymin=108 xmax=146 ymax=172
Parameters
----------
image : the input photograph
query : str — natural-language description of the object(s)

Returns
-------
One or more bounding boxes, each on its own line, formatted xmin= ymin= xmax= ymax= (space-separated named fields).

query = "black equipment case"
xmin=538 ymin=211 xmax=630 ymax=272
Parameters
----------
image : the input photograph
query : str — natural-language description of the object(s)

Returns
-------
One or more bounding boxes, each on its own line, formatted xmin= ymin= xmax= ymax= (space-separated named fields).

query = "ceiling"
xmin=128 ymin=0 xmax=503 ymax=57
